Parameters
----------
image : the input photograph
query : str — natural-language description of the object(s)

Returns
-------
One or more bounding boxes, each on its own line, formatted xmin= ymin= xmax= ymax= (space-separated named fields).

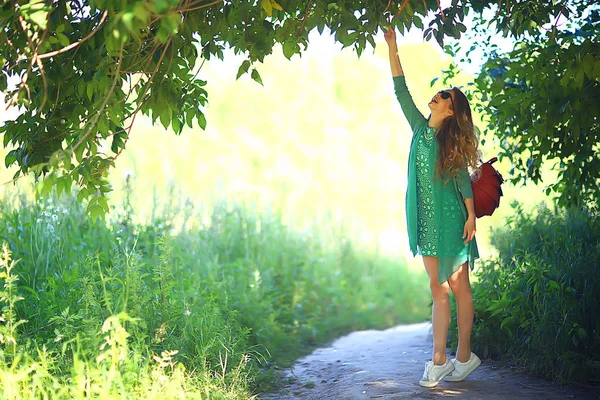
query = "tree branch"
xmin=37 ymin=10 xmax=108 ymax=60
xmin=392 ymin=0 xmax=410 ymax=21
xmin=111 ymin=39 xmax=172 ymax=163
xmin=437 ymin=0 xmax=446 ymax=22
xmin=299 ymin=0 xmax=314 ymax=36
xmin=72 ymin=44 xmax=125 ymax=153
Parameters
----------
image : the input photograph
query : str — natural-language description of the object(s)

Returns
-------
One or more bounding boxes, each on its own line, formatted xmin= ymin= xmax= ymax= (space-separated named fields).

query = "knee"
xmin=448 ymin=264 xmax=472 ymax=294
xmin=448 ymin=275 xmax=472 ymax=297
xmin=429 ymin=281 xmax=450 ymax=302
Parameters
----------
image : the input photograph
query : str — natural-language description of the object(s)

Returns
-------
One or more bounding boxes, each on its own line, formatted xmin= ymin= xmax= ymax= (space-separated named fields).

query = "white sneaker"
xmin=419 ymin=358 xmax=454 ymax=388
xmin=445 ymin=352 xmax=481 ymax=382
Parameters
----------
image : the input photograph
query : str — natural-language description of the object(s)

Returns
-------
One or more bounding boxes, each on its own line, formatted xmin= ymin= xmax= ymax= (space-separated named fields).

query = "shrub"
xmin=459 ymin=203 xmax=600 ymax=384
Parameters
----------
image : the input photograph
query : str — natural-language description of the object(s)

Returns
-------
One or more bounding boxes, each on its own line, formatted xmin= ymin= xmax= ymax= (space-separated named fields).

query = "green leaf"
xmin=251 ymin=69 xmax=263 ymax=85
xmin=20 ymin=1 xmax=52 ymax=29
xmin=111 ymin=130 xmax=126 ymax=153
xmin=133 ymin=3 xmax=150 ymax=23
xmin=172 ymin=118 xmax=181 ymax=134
xmin=283 ymin=41 xmax=297 ymax=60
xmin=5 ymin=150 xmax=18 ymax=168
xmin=198 ymin=112 xmax=207 ymax=130
xmin=262 ymin=0 xmax=273 ymax=16
xmin=159 ymin=106 xmax=172 ymax=130
xmin=162 ymin=13 xmax=181 ymax=34
xmin=0 ymin=73 xmax=7 ymax=92
xmin=86 ymin=83 xmax=94 ymax=101
xmin=236 ymin=60 xmax=251 ymax=80
xmin=56 ymin=32 xmax=70 ymax=47
xmin=121 ymin=11 xmax=135 ymax=32
xmin=98 ymin=196 xmax=110 ymax=212
xmin=413 ymin=17 xmax=423 ymax=30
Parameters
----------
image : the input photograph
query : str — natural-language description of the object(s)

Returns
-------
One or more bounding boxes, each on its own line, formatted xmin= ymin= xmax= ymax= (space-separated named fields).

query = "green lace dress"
xmin=393 ymin=75 xmax=479 ymax=284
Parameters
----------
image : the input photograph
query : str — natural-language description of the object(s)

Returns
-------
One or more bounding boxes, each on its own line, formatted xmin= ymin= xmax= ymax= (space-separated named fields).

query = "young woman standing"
xmin=385 ymin=26 xmax=482 ymax=388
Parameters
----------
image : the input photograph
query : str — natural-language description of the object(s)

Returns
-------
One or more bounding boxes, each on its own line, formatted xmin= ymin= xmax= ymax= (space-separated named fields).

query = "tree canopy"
xmin=460 ymin=1 xmax=599 ymax=211
xmin=0 ymin=0 xmax=598 ymax=217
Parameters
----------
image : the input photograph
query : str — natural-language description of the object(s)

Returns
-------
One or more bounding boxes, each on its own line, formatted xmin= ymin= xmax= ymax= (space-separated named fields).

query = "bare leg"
xmin=422 ymin=256 xmax=450 ymax=365
xmin=448 ymin=262 xmax=474 ymax=363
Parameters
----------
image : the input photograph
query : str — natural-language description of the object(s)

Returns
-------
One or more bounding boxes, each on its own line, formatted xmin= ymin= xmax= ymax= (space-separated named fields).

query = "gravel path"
xmin=259 ymin=323 xmax=599 ymax=400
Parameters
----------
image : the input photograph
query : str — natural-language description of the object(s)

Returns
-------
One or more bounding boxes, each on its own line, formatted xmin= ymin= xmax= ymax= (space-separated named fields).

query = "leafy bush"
xmin=0 ymin=189 xmax=428 ymax=398
xmin=458 ymin=203 xmax=600 ymax=384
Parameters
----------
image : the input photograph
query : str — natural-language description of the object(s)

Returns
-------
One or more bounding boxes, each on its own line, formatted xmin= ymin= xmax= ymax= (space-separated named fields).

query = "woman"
xmin=385 ymin=26 xmax=482 ymax=388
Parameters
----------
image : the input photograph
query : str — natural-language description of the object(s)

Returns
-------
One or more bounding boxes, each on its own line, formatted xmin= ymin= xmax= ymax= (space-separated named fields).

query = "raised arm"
xmin=385 ymin=26 xmax=427 ymax=132
xmin=385 ymin=26 xmax=403 ymax=77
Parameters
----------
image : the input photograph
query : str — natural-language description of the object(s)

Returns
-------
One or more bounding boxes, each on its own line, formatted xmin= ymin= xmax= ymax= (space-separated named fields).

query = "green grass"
xmin=0 ymin=186 xmax=429 ymax=398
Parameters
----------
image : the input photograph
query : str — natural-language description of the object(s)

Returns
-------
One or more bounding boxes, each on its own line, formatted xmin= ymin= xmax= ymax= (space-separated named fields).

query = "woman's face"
xmin=428 ymin=89 xmax=455 ymax=116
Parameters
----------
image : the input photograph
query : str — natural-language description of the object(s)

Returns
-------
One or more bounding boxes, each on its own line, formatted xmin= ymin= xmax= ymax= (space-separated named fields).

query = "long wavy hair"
xmin=435 ymin=87 xmax=481 ymax=179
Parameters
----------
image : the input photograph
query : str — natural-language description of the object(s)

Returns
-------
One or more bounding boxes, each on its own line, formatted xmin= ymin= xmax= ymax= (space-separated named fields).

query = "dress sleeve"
xmin=393 ymin=75 xmax=427 ymax=134
xmin=456 ymin=169 xmax=473 ymax=199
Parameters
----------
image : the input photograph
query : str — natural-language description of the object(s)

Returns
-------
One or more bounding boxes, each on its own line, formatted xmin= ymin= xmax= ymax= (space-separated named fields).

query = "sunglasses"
xmin=438 ymin=90 xmax=455 ymax=110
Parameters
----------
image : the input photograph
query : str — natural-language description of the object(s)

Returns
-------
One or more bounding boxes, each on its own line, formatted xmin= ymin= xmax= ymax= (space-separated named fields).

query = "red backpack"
xmin=471 ymin=157 xmax=504 ymax=218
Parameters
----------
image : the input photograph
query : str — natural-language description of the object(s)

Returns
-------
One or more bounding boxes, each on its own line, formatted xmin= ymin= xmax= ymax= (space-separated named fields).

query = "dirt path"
xmin=259 ymin=323 xmax=599 ymax=400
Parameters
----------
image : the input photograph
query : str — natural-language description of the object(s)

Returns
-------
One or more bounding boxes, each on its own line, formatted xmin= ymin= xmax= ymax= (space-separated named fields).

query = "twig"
xmin=37 ymin=10 xmax=108 ymax=60
xmin=299 ymin=0 xmax=314 ymax=36
xmin=517 ymin=381 xmax=548 ymax=391
xmin=437 ymin=0 xmax=446 ymax=22
xmin=495 ymin=0 xmax=507 ymax=16
xmin=190 ymin=58 xmax=206 ymax=82
xmin=9 ymin=15 xmax=49 ymax=109
xmin=551 ymin=2 xmax=567 ymax=43
xmin=35 ymin=25 xmax=51 ymax=110
xmin=392 ymin=0 xmax=410 ymax=21
xmin=23 ymin=321 xmax=56 ymax=337
xmin=12 ymin=16 xmax=37 ymax=107
xmin=111 ymin=39 xmax=172 ymax=162
xmin=383 ymin=0 xmax=392 ymax=14
xmin=177 ymin=0 xmax=224 ymax=13
xmin=72 ymin=44 xmax=125 ymax=153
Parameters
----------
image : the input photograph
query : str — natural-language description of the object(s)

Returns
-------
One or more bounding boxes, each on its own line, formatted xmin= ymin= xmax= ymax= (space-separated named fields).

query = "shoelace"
xmin=422 ymin=361 xmax=434 ymax=380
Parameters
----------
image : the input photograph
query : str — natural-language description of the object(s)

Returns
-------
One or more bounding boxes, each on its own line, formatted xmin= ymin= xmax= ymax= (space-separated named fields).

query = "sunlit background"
xmin=1 ymin=28 xmax=551 ymax=272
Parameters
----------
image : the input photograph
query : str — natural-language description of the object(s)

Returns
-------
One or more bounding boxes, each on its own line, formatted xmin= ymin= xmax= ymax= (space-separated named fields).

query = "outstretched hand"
xmin=385 ymin=25 xmax=396 ymax=47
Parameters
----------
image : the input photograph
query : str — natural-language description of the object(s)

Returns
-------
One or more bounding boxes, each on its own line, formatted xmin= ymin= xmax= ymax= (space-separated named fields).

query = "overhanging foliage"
xmin=0 ymin=0 xmax=598 ymax=216
xmin=463 ymin=1 xmax=599 ymax=210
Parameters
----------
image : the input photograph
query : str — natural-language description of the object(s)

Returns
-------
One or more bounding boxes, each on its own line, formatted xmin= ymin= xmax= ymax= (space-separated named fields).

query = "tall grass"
xmin=453 ymin=203 xmax=600 ymax=385
xmin=0 ymin=187 xmax=428 ymax=398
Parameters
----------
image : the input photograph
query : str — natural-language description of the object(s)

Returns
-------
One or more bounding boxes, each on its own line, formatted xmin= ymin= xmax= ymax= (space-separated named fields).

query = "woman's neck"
xmin=428 ymin=113 xmax=446 ymax=130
